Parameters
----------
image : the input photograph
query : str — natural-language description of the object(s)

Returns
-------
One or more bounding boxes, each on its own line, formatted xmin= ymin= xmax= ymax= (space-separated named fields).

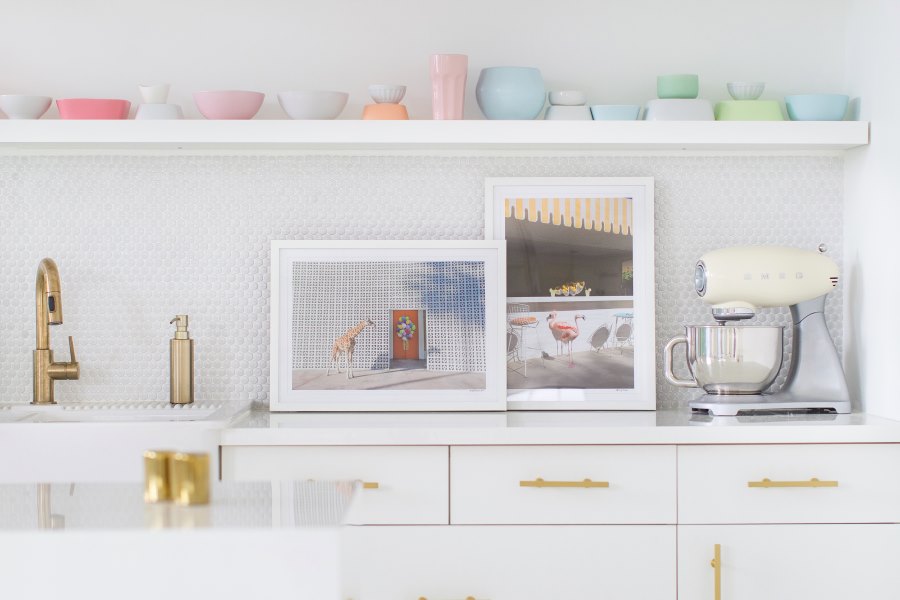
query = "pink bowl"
xmin=57 ymin=98 xmax=131 ymax=119
xmin=193 ymin=90 xmax=265 ymax=120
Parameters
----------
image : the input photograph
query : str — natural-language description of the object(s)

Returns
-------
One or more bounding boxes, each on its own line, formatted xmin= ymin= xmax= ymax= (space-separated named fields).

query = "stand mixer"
xmin=664 ymin=245 xmax=851 ymax=416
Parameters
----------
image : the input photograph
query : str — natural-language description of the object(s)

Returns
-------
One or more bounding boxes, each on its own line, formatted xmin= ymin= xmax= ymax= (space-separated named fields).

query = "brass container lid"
xmin=143 ymin=450 xmax=175 ymax=504
xmin=169 ymin=452 xmax=210 ymax=506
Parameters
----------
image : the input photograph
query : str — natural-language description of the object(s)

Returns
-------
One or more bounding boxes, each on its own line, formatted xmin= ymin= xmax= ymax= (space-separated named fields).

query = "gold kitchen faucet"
xmin=33 ymin=258 xmax=79 ymax=404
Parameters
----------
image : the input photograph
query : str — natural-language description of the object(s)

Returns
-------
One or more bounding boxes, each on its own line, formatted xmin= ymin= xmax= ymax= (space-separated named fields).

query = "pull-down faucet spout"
xmin=33 ymin=258 xmax=79 ymax=405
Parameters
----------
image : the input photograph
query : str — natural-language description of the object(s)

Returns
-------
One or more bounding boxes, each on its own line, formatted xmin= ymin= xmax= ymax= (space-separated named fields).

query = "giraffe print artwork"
xmin=326 ymin=318 xmax=375 ymax=379
xmin=278 ymin=245 xmax=505 ymax=411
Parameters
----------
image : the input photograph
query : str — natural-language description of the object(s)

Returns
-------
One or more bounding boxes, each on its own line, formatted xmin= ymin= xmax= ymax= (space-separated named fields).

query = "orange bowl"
xmin=57 ymin=98 xmax=131 ymax=119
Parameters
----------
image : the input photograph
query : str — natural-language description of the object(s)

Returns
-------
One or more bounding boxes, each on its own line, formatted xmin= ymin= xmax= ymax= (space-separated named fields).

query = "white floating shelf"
xmin=0 ymin=120 xmax=869 ymax=152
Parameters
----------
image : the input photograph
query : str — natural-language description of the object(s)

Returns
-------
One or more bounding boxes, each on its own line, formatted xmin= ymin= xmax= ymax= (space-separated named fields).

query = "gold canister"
xmin=169 ymin=452 xmax=210 ymax=506
xmin=143 ymin=450 xmax=175 ymax=503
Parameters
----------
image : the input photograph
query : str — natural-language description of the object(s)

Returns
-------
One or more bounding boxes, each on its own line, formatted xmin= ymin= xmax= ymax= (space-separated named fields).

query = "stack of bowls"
xmin=645 ymin=74 xmax=713 ymax=121
xmin=714 ymin=82 xmax=783 ymax=121
xmin=544 ymin=91 xmax=591 ymax=120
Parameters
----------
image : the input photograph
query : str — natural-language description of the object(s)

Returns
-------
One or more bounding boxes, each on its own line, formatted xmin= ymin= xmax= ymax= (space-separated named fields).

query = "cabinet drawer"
xmin=221 ymin=445 xmax=448 ymax=525
xmin=450 ymin=445 xmax=676 ymax=524
xmin=678 ymin=444 xmax=900 ymax=524
xmin=343 ymin=525 xmax=676 ymax=600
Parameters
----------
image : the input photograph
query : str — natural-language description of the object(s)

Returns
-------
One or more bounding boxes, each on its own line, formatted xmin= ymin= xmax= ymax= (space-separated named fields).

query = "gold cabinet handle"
xmin=306 ymin=479 xmax=379 ymax=489
xmin=748 ymin=477 xmax=838 ymax=488
xmin=417 ymin=597 xmax=477 ymax=600
xmin=519 ymin=477 xmax=609 ymax=488
xmin=710 ymin=544 xmax=721 ymax=600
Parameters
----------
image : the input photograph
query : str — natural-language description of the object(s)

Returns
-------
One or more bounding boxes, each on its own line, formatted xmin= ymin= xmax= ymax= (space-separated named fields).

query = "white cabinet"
xmin=451 ymin=445 xmax=676 ymax=524
xmin=342 ymin=525 xmax=676 ymax=600
xmin=678 ymin=444 xmax=900 ymax=524
xmin=221 ymin=445 xmax=449 ymax=525
xmin=218 ymin=414 xmax=900 ymax=600
xmin=678 ymin=524 xmax=900 ymax=600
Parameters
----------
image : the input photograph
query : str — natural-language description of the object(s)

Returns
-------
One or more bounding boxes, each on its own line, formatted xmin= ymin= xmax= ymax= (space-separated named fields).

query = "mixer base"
xmin=690 ymin=394 xmax=852 ymax=416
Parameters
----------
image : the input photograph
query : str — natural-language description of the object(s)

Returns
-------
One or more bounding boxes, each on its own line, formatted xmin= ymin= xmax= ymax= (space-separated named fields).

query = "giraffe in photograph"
xmin=327 ymin=318 xmax=375 ymax=379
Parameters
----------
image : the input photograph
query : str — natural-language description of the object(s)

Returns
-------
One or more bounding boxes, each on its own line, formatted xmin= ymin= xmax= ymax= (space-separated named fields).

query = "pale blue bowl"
xmin=590 ymin=105 xmax=642 ymax=120
xmin=475 ymin=67 xmax=545 ymax=120
xmin=785 ymin=94 xmax=849 ymax=121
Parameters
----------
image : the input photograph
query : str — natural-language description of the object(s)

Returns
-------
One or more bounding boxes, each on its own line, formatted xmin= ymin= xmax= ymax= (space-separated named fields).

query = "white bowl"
xmin=727 ymin=81 xmax=765 ymax=101
xmin=135 ymin=103 xmax=183 ymax=120
xmin=548 ymin=90 xmax=586 ymax=106
xmin=644 ymin=99 xmax=714 ymax=121
xmin=277 ymin=91 xmax=349 ymax=119
xmin=544 ymin=105 xmax=592 ymax=120
xmin=368 ymin=84 xmax=406 ymax=104
xmin=0 ymin=95 xmax=52 ymax=119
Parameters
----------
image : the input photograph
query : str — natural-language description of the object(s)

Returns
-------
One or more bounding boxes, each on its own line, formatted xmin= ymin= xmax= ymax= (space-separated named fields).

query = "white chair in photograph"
xmin=507 ymin=303 xmax=540 ymax=377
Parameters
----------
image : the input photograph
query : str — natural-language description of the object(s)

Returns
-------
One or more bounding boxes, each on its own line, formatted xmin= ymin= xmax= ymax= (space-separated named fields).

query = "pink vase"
xmin=430 ymin=53 xmax=468 ymax=120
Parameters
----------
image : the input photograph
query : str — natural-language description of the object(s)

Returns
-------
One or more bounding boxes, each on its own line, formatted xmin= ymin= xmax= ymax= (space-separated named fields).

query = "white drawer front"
xmin=450 ymin=445 xmax=676 ymax=524
xmin=678 ymin=444 xmax=900 ymax=524
xmin=221 ymin=445 xmax=448 ymax=524
xmin=343 ymin=525 xmax=676 ymax=600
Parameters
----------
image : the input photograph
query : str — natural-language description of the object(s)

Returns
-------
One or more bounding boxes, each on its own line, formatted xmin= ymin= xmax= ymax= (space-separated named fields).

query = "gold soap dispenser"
xmin=169 ymin=315 xmax=194 ymax=405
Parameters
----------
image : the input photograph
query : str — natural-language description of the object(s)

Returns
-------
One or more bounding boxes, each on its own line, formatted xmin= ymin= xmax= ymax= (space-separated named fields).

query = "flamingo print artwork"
xmin=547 ymin=312 xmax=586 ymax=366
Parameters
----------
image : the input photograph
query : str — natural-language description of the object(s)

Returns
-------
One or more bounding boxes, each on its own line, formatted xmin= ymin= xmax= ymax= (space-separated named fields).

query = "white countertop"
xmin=221 ymin=408 xmax=900 ymax=445
xmin=0 ymin=479 xmax=353 ymax=600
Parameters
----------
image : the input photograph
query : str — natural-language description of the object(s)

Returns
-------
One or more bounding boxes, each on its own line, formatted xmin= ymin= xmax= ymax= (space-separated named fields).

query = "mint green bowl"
xmin=657 ymin=74 xmax=699 ymax=99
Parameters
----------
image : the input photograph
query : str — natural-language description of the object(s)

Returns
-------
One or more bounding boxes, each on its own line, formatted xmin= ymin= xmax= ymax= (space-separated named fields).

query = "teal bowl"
xmin=590 ymin=105 xmax=641 ymax=120
xmin=785 ymin=94 xmax=849 ymax=121
xmin=476 ymin=67 xmax=546 ymax=120
xmin=657 ymin=74 xmax=699 ymax=99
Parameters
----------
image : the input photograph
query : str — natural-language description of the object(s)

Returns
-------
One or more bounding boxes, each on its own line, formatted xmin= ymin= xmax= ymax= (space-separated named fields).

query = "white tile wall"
xmin=0 ymin=154 xmax=842 ymax=409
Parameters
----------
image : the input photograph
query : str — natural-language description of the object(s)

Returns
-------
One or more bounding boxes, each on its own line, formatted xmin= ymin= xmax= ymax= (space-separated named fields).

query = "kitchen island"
xmin=0 ymin=479 xmax=355 ymax=600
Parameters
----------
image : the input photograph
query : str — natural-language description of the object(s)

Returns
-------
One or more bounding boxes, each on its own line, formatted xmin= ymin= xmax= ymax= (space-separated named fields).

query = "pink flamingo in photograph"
xmin=547 ymin=312 xmax=585 ymax=366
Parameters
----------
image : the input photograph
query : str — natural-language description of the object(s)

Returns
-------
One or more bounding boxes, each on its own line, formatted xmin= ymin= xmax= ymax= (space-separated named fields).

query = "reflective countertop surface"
xmin=0 ymin=480 xmax=358 ymax=532
xmin=221 ymin=408 xmax=900 ymax=445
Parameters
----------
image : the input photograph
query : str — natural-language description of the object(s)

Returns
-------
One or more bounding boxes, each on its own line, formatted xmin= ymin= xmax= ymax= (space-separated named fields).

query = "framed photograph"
xmin=485 ymin=177 xmax=656 ymax=410
xmin=270 ymin=240 xmax=506 ymax=411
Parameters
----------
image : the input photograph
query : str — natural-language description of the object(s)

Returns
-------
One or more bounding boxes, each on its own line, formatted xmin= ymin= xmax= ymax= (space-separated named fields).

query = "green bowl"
xmin=657 ymin=74 xmax=699 ymax=99
xmin=714 ymin=100 xmax=783 ymax=121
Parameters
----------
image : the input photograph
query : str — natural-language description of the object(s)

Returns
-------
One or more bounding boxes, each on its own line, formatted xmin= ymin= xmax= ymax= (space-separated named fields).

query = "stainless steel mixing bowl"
xmin=664 ymin=325 xmax=783 ymax=394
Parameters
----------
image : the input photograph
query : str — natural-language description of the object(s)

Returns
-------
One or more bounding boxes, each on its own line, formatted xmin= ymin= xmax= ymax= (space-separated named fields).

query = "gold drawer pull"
xmin=520 ymin=477 xmax=609 ymax=488
xmin=748 ymin=477 xmax=838 ymax=488
xmin=710 ymin=544 xmax=721 ymax=600
xmin=307 ymin=479 xmax=379 ymax=489
xmin=417 ymin=597 xmax=478 ymax=600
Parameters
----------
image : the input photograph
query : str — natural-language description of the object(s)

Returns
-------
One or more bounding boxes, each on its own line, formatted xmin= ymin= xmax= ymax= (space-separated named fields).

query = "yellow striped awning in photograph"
xmin=504 ymin=197 xmax=633 ymax=235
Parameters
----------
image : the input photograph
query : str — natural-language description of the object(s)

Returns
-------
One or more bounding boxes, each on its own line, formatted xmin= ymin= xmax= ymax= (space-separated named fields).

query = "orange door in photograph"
xmin=392 ymin=310 xmax=419 ymax=360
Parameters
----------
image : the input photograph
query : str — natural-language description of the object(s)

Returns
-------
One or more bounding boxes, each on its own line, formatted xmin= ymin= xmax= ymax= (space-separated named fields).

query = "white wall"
xmin=0 ymin=0 xmax=849 ymax=119
xmin=843 ymin=0 xmax=900 ymax=418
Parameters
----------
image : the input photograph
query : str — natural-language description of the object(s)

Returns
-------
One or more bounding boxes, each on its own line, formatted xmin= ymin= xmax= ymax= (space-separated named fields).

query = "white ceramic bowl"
xmin=548 ymin=90 xmax=586 ymax=106
xmin=277 ymin=91 xmax=349 ymax=119
xmin=727 ymin=81 xmax=765 ymax=101
xmin=544 ymin=105 xmax=592 ymax=120
xmin=135 ymin=103 xmax=184 ymax=120
xmin=644 ymin=99 xmax=714 ymax=121
xmin=0 ymin=95 xmax=52 ymax=119
xmin=368 ymin=84 xmax=406 ymax=104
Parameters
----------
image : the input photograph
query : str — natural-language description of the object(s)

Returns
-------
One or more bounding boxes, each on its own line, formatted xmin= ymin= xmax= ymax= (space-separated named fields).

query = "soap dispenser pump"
xmin=169 ymin=315 xmax=194 ymax=405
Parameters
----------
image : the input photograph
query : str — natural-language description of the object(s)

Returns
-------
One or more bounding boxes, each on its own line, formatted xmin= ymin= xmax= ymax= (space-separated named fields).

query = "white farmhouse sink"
xmin=0 ymin=401 xmax=250 ymax=484
xmin=4 ymin=402 xmax=242 ymax=424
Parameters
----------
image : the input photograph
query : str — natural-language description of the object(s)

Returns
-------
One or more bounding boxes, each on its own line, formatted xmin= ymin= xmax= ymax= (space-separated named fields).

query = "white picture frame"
xmin=270 ymin=240 xmax=506 ymax=412
xmin=485 ymin=177 xmax=656 ymax=411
